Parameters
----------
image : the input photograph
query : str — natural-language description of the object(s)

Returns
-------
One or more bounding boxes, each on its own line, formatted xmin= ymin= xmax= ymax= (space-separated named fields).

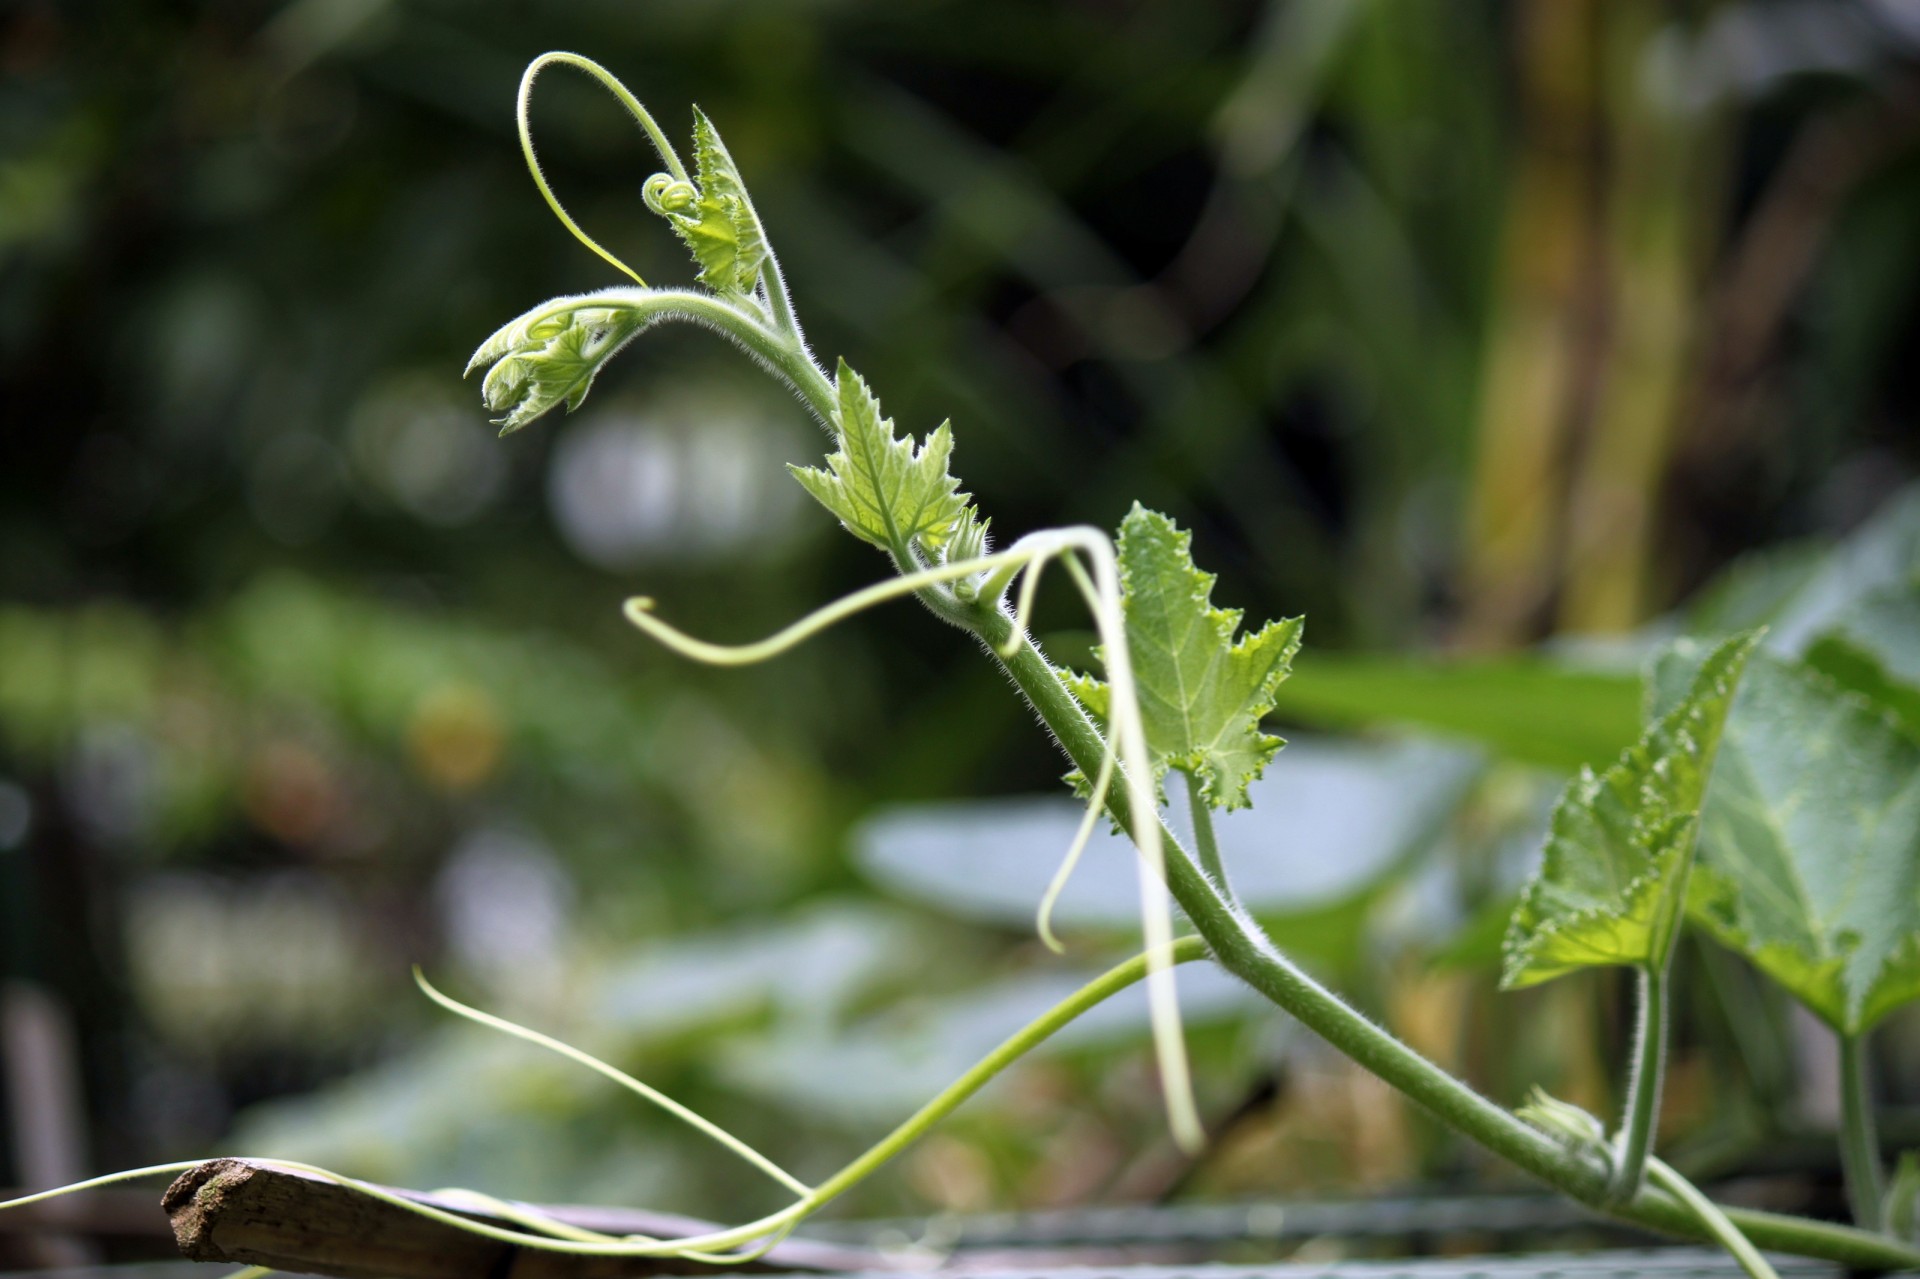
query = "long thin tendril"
xmin=518 ymin=52 xmax=693 ymax=286
xmin=625 ymin=527 xmax=1203 ymax=1151
xmin=0 ymin=1163 xmax=204 ymax=1211
xmin=426 ymin=1188 xmax=626 ymax=1244
xmin=998 ymin=544 xmax=1055 ymax=659
xmin=0 ymin=942 xmax=1205 ymax=1264
xmin=413 ymin=970 xmax=811 ymax=1198
xmin=1033 ymin=553 xmax=1119 ymax=954
xmin=625 ymin=544 xmax=1041 ymax=665
xmin=1648 ymin=1159 xmax=1783 ymax=1279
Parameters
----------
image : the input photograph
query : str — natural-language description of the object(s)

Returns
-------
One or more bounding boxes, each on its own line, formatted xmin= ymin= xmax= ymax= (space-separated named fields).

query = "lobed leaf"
xmin=789 ymin=360 xmax=970 ymax=554
xmin=1661 ymin=647 xmax=1920 ymax=1035
xmin=1500 ymin=631 xmax=1758 ymax=990
xmin=1066 ymin=505 xmax=1303 ymax=811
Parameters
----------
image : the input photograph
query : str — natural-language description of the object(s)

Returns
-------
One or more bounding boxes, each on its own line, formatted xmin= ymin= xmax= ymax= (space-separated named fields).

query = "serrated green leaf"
xmin=1500 ymin=632 xmax=1758 ymax=991
xmin=1066 ymin=505 xmax=1303 ymax=811
xmin=789 ymin=360 xmax=969 ymax=553
xmin=472 ymin=305 xmax=650 ymax=434
xmin=1657 ymin=647 xmax=1920 ymax=1035
xmin=658 ymin=110 xmax=768 ymax=295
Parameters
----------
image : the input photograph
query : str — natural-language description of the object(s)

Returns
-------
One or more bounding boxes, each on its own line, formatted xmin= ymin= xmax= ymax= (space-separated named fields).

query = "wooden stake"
xmin=163 ymin=1160 xmax=887 ymax=1279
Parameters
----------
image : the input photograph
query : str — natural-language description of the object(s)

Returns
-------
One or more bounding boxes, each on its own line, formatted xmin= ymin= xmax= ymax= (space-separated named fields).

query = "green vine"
xmin=7 ymin=53 xmax=1920 ymax=1278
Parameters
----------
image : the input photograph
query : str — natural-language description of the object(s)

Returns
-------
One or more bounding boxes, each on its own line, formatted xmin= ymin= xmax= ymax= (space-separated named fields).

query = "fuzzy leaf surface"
xmin=1500 ymin=631 xmax=1757 ymax=990
xmin=789 ymin=360 xmax=968 ymax=553
xmin=1067 ymin=505 xmax=1303 ymax=810
xmin=1660 ymin=648 xmax=1920 ymax=1034
xmin=664 ymin=110 xmax=768 ymax=294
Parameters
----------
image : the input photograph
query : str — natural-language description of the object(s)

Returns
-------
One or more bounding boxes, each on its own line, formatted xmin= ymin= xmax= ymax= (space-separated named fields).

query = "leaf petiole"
xmin=1610 ymin=963 xmax=1669 ymax=1202
xmin=1840 ymin=1031 xmax=1886 ymax=1232
xmin=1185 ymin=772 xmax=1227 ymax=887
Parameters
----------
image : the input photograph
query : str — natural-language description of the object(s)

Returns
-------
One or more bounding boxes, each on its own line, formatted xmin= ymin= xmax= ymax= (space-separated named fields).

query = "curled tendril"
xmin=517 ymin=52 xmax=691 ymax=286
xmin=644 ymin=173 xmax=700 ymax=215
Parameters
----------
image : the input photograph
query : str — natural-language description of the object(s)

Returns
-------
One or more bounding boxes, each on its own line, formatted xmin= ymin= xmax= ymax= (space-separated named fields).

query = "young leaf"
xmin=1666 ymin=649 xmax=1920 ymax=1035
xmin=790 ymin=360 xmax=969 ymax=554
xmin=470 ymin=306 xmax=651 ymax=435
xmin=1065 ymin=505 xmax=1303 ymax=811
xmin=645 ymin=110 xmax=768 ymax=295
xmin=1500 ymin=631 xmax=1757 ymax=991
xmin=945 ymin=506 xmax=992 ymax=601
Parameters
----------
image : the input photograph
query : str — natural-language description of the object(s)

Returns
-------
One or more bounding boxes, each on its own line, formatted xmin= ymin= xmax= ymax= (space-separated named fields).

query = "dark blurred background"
xmin=4 ymin=0 xmax=1920 ymax=1263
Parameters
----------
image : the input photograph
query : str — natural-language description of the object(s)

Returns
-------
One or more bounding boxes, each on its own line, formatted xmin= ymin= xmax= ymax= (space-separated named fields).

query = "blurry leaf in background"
xmin=855 ymin=735 xmax=1479 ymax=949
xmin=127 ymin=871 xmax=386 ymax=1056
xmin=1763 ymin=487 xmax=1920 ymax=652
xmin=717 ymin=961 xmax=1266 ymax=1124
xmin=592 ymin=902 xmax=921 ymax=1036
xmin=1269 ymin=652 xmax=1640 ymax=773
xmin=1805 ymin=578 xmax=1920 ymax=739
